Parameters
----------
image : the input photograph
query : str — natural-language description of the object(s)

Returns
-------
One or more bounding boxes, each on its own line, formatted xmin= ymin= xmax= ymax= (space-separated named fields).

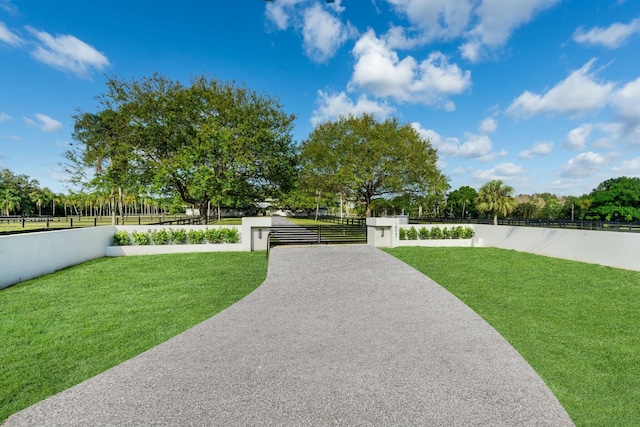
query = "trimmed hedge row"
xmin=399 ymin=226 xmax=474 ymax=240
xmin=112 ymin=228 xmax=240 ymax=246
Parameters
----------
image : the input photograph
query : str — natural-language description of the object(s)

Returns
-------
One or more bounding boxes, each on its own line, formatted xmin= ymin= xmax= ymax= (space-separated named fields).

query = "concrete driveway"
xmin=4 ymin=245 xmax=573 ymax=426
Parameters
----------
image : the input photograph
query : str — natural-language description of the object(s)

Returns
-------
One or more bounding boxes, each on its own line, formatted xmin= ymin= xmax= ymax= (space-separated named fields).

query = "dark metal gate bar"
xmin=267 ymin=224 xmax=367 ymax=253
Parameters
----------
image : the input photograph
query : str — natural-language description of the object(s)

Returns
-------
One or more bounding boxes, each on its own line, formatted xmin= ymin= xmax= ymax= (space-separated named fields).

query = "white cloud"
xmin=264 ymin=0 xmax=304 ymax=30
xmin=311 ymin=91 xmax=395 ymax=126
xmin=612 ymin=157 xmax=640 ymax=176
xmin=0 ymin=112 xmax=12 ymax=122
xmin=479 ymin=117 xmax=497 ymax=133
xmin=573 ymin=18 xmax=640 ymax=49
xmin=460 ymin=0 xmax=560 ymax=62
xmin=26 ymin=27 xmax=110 ymax=78
xmin=559 ymin=151 xmax=612 ymax=178
xmin=518 ymin=141 xmax=553 ymax=159
xmin=611 ymin=77 xmax=640 ymax=129
xmin=411 ymin=123 xmax=505 ymax=161
xmin=302 ymin=3 xmax=357 ymax=63
xmin=0 ymin=0 xmax=17 ymax=14
xmin=350 ymin=30 xmax=471 ymax=108
xmin=564 ymin=124 xmax=592 ymax=150
xmin=385 ymin=0 xmax=475 ymax=45
xmin=23 ymin=113 xmax=63 ymax=132
xmin=506 ymin=59 xmax=614 ymax=119
xmin=472 ymin=162 xmax=525 ymax=182
xmin=0 ymin=21 xmax=22 ymax=46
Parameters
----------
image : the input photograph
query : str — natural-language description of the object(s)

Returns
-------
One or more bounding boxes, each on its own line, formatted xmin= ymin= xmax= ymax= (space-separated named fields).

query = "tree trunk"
xmin=110 ymin=191 xmax=116 ymax=225
xmin=314 ymin=190 xmax=321 ymax=221
xmin=118 ymin=187 xmax=124 ymax=224
xmin=199 ymin=202 xmax=208 ymax=224
xmin=493 ymin=214 xmax=498 ymax=226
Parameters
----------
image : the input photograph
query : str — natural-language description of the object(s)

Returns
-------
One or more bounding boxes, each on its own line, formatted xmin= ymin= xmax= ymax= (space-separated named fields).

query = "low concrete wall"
xmin=474 ymin=224 xmax=640 ymax=271
xmin=395 ymin=239 xmax=476 ymax=247
xmin=1 ymin=219 xmax=267 ymax=290
xmin=106 ymin=244 xmax=243 ymax=256
xmin=0 ymin=226 xmax=115 ymax=290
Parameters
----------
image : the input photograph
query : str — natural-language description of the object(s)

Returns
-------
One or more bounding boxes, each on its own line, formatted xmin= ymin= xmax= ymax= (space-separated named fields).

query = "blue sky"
xmin=1 ymin=0 xmax=639 ymax=196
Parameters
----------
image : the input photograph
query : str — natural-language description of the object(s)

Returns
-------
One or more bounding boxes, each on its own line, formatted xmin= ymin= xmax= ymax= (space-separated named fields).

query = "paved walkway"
xmin=5 ymin=245 xmax=574 ymax=426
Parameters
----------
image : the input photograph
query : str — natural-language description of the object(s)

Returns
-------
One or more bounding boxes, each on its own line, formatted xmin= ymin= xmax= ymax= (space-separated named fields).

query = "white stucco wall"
xmin=474 ymin=224 xmax=640 ymax=271
xmin=0 ymin=226 xmax=115 ymax=290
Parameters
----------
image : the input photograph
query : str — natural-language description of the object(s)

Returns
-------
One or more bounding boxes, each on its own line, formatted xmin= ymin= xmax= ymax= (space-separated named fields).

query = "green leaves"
xmin=299 ymin=113 xmax=448 ymax=216
xmin=475 ymin=180 xmax=516 ymax=225
xmin=68 ymin=74 xmax=297 ymax=224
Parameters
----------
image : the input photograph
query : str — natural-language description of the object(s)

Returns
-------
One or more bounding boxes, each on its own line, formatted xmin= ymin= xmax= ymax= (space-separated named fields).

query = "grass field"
xmin=386 ymin=247 xmax=640 ymax=427
xmin=0 ymin=252 xmax=267 ymax=423
xmin=0 ymin=216 xmax=242 ymax=232
xmin=3 ymin=246 xmax=638 ymax=425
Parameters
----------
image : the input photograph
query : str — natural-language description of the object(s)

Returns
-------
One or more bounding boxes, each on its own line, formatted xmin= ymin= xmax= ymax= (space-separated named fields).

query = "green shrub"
xmin=223 ymin=227 xmax=240 ymax=243
xmin=168 ymin=228 xmax=188 ymax=244
xmin=442 ymin=227 xmax=452 ymax=239
xmin=418 ymin=227 xmax=430 ymax=240
xmin=399 ymin=228 xmax=407 ymax=240
xmin=429 ymin=227 xmax=444 ymax=239
xmin=131 ymin=230 xmax=150 ymax=245
xmin=461 ymin=226 xmax=475 ymax=239
xmin=406 ymin=226 xmax=418 ymax=240
xmin=187 ymin=229 xmax=205 ymax=244
xmin=150 ymin=229 xmax=170 ymax=245
xmin=451 ymin=226 xmax=463 ymax=239
xmin=112 ymin=230 xmax=131 ymax=246
xmin=205 ymin=228 xmax=223 ymax=243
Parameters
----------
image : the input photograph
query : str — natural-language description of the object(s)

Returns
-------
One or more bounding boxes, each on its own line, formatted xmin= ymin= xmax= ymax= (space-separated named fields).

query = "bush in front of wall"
xmin=168 ymin=228 xmax=188 ymax=244
xmin=223 ymin=227 xmax=240 ymax=243
xmin=406 ymin=226 xmax=418 ymax=240
xmin=111 ymin=227 xmax=240 ymax=246
xmin=429 ymin=227 xmax=444 ymax=240
xmin=418 ymin=227 xmax=430 ymax=240
xmin=399 ymin=228 xmax=407 ymax=240
xmin=131 ymin=230 xmax=151 ymax=246
xmin=187 ymin=229 xmax=205 ymax=244
xmin=461 ymin=226 xmax=475 ymax=239
xmin=112 ymin=230 xmax=131 ymax=246
xmin=150 ymin=229 xmax=170 ymax=245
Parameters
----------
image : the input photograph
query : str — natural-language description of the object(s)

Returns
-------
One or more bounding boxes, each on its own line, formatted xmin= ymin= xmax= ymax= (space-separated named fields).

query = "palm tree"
xmin=1 ymin=188 xmax=21 ymax=216
xmin=475 ymin=180 xmax=516 ymax=226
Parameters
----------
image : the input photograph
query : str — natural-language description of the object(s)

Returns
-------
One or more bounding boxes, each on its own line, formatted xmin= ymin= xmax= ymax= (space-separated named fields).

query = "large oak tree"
xmin=299 ymin=114 xmax=448 ymax=217
xmin=66 ymin=74 xmax=297 ymax=223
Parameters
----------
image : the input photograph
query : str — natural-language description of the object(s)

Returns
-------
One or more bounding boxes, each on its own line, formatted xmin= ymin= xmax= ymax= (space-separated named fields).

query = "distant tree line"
xmin=3 ymin=72 xmax=640 ymax=224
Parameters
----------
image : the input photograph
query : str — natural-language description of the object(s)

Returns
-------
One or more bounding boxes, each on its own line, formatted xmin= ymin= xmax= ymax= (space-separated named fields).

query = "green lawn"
xmin=386 ymin=247 xmax=640 ymax=427
xmin=0 ymin=252 xmax=267 ymax=423
xmin=0 ymin=216 xmax=242 ymax=232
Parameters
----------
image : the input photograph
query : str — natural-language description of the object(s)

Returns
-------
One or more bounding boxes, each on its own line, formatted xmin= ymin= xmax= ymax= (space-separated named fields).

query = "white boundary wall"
xmin=0 ymin=226 xmax=115 ymax=289
xmin=393 ymin=222 xmax=640 ymax=271
xmin=474 ymin=224 xmax=640 ymax=271
xmin=0 ymin=218 xmax=273 ymax=289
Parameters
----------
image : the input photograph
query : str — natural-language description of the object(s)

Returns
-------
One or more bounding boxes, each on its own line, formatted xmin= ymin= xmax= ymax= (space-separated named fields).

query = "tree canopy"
xmin=66 ymin=74 xmax=297 ymax=223
xmin=585 ymin=176 xmax=640 ymax=221
xmin=447 ymin=185 xmax=478 ymax=218
xmin=475 ymin=180 xmax=516 ymax=225
xmin=298 ymin=114 xmax=448 ymax=217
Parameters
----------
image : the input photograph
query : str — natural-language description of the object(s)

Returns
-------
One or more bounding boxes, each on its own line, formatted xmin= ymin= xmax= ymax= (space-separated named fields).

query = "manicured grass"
xmin=0 ymin=216 xmax=242 ymax=232
xmin=0 ymin=252 xmax=267 ymax=423
xmin=386 ymin=247 xmax=640 ymax=427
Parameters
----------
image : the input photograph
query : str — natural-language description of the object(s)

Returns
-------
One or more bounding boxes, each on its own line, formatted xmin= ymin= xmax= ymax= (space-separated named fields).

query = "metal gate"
xmin=267 ymin=224 xmax=367 ymax=252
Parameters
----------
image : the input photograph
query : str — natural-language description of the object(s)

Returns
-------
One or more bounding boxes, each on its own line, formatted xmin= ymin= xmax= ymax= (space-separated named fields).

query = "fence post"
xmin=70 ymin=218 xmax=73 ymax=228
xmin=94 ymin=218 xmax=97 ymax=227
